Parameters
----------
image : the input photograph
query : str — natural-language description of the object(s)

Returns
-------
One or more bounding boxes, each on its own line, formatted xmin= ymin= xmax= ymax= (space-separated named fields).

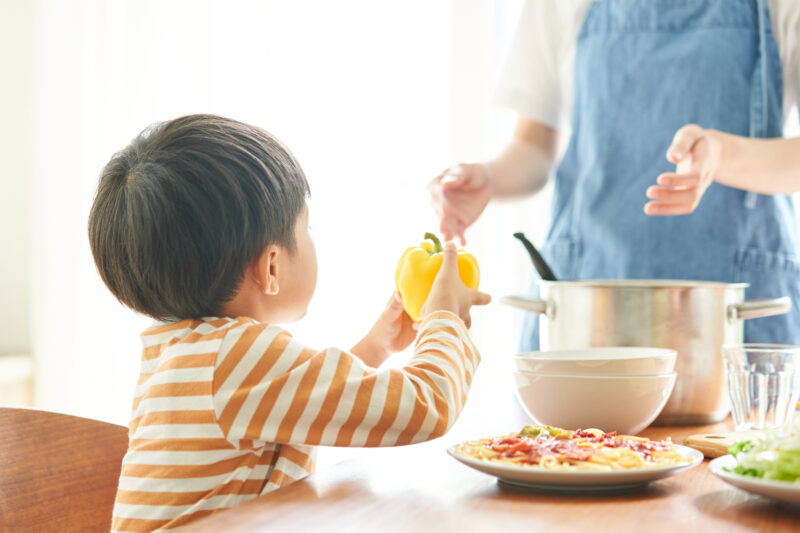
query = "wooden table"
xmin=184 ymin=393 xmax=800 ymax=533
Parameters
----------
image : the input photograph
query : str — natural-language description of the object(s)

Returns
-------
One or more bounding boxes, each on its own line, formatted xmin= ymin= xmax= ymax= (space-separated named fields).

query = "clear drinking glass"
xmin=721 ymin=344 xmax=800 ymax=431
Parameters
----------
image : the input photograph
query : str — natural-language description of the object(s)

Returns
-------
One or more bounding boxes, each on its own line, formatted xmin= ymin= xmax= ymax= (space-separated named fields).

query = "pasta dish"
xmin=454 ymin=425 xmax=688 ymax=471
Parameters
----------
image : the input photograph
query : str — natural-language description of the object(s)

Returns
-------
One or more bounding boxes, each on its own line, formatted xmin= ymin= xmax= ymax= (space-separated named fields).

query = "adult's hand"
xmin=428 ymin=117 xmax=558 ymax=241
xmin=644 ymin=124 xmax=725 ymax=216
xmin=427 ymin=163 xmax=491 ymax=245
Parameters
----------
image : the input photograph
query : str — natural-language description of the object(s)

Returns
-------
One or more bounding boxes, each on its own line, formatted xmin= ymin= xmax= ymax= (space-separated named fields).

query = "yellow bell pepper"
xmin=394 ymin=232 xmax=480 ymax=321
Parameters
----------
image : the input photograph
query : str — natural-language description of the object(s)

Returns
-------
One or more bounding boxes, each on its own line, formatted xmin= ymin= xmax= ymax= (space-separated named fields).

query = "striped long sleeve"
xmin=111 ymin=310 xmax=479 ymax=532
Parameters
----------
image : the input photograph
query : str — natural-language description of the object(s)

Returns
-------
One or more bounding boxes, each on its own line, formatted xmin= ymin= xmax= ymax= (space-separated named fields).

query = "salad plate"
xmin=709 ymin=455 xmax=800 ymax=504
xmin=447 ymin=444 xmax=703 ymax=493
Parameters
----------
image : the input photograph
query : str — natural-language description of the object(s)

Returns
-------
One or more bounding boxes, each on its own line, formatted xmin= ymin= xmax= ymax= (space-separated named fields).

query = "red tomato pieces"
xmin=489 ymin=430 xmax=673 ymax=464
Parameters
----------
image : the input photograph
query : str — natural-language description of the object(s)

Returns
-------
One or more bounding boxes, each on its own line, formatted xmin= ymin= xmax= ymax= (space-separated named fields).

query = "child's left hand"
xmin=644 ymin=124 xmax=725 ymax=216
xmin=351 ymin=292 xmax=418 ymax=367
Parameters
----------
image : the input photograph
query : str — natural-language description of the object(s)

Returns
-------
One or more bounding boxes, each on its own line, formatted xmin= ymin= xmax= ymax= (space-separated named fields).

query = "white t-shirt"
xmin=496 ymin=0 xmax=800 ymax=130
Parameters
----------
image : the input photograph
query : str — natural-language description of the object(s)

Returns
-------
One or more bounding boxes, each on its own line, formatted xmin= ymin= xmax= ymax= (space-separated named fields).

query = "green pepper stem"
xmin=424 ymin=232 xmax=443 ymax=254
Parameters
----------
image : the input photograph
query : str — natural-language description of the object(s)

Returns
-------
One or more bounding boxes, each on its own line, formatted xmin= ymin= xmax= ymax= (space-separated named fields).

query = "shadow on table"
xmin=694 ymin=489 xmax=800 ymax=529
xmin=494 ymin=480 xmax=675 ymax=500
xmin=458 ymin=477 xmax=678 ymax=505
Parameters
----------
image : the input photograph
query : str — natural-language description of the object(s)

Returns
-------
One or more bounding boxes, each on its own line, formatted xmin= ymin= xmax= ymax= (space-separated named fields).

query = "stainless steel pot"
xmin=501 ymin=280 xmax=791 ymax=425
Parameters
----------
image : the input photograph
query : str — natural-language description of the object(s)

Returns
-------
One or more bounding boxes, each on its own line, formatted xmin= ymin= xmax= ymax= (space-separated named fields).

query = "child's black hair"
xmin=88 ymin=114 xmax=310 ymax=320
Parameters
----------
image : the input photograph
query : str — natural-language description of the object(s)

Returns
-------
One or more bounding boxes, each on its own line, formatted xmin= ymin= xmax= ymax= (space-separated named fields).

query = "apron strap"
xmin=745 ymin=0 xmax=769 ymax=209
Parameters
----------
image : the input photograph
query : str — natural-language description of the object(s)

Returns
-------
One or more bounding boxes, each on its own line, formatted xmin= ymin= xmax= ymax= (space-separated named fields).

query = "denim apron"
xmin=520 ymin=0 xmax=800 ymax=351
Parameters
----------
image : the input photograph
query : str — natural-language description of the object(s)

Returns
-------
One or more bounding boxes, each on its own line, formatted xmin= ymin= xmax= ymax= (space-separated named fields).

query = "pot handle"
xmin=499 ymin=295 xmax=554 ymax=317
xmin=728 ymin=297 xmax=792 ymax=322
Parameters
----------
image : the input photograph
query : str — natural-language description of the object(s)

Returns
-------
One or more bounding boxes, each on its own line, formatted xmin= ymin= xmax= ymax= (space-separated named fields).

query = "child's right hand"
xmin=420 ymin=241 xmax=491 ymax=328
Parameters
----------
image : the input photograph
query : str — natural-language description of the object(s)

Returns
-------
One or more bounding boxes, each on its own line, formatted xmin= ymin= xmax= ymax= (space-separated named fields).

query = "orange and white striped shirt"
xmin=111 ymin=310 xmax=479 ymax=532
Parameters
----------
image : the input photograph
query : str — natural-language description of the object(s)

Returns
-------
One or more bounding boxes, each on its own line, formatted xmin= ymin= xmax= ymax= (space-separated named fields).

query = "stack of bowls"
xmin=512 ymin=347 xmax=677 ymax=435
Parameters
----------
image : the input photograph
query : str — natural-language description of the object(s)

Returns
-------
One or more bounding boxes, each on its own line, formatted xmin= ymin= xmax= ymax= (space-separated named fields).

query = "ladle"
xmin=513 ymin=232 xmax=557 ymax=281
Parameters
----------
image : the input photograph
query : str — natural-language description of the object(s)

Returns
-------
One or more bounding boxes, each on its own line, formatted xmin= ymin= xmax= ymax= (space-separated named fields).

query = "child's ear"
xmin=253 ymin=245 xmax=280 ymax=295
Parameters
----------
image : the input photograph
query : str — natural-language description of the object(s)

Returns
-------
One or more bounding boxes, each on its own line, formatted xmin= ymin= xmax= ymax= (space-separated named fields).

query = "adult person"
xmin=429 ymin=0 xmax=800 ymax=351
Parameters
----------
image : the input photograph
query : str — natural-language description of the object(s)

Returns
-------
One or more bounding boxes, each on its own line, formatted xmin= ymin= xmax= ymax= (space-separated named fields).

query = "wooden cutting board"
xmin=684 ymin=432 xmax=751 ymax=458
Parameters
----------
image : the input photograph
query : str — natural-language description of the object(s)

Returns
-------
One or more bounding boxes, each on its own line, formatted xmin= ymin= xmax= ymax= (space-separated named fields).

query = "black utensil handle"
xmin=513 ymin=232 xmax=558 ymax=281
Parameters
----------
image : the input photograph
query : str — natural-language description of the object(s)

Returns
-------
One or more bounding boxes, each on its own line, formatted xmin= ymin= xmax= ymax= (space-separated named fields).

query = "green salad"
xmin=727 ymin=424 xmax=800 ymax=484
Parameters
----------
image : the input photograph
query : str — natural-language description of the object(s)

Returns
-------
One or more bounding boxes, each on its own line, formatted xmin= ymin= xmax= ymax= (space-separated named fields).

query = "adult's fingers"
xmin=645 ymin=185 xmax=700 ymax=204
xmin=656 ymin=172 xmax=701 ymax=188
xmin=439 ymin=213 xmax=463 ymax=243
xmin=433 ymin=192 xmax=459 ymax=241
xmin=440 ymin=165 xmax=470 ymax=191
xmin=439 ymin=222 xmax=453 ymax=243
xmin=643 ymin=200 xmax=695 ymax=216
xmin=666 ymin=124 xmax=703 ymax=163
xmin=427 ymin=168 xmax=453 ymax=199
xmin=442 ymin=163 xmax=485 ymax=193
xmin=446 ymin=222 xmax=466 ymax=247
xmin=440 ymin=226 xmax=466 ymax=246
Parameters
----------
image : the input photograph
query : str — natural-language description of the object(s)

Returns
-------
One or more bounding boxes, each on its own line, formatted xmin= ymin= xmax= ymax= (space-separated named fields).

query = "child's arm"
xmin=212 ymin=311 xmax=478 ymax=447
xmin=212 ymin=244 xmax=489 ymax=447
xmin=644 ymin=124 xmax=800 ymax=216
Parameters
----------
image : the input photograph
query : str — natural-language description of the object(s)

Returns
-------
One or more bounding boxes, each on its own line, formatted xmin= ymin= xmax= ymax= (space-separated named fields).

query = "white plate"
xmin=447 ymin=444 xmax=703 ymax=493
xmin=709 ymin=455 xmax=800 ymax=504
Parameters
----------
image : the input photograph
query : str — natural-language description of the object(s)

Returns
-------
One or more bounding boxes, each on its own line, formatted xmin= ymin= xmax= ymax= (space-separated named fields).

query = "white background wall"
xmin=0 ymin=1 xmax=33 ymax=356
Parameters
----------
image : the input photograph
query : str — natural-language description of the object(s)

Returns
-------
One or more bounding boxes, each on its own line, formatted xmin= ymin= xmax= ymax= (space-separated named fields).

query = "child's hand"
xmin=421 ymin=242 xmax=491 ymax=328
xmin=644 ymin=124 xmax=726 ymax=216
xmin=351 ymin=292 xmax=418 ymax=367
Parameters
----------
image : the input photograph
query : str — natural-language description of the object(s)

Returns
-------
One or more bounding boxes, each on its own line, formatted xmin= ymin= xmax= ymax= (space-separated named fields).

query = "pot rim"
xmin=536 ymin=279 xmax=749 ymax=289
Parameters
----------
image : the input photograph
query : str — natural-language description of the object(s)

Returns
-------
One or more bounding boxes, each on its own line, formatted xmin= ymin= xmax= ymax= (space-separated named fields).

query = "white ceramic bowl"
xmin=513 ymin=347 xmax=677 ymax=376
xmin=512 ymin=370 xmax=677 ymax=435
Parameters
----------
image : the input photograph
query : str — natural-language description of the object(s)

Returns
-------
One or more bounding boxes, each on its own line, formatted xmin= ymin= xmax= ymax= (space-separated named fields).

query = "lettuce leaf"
xmin=726 ymin=425 xmax=800 ymax=484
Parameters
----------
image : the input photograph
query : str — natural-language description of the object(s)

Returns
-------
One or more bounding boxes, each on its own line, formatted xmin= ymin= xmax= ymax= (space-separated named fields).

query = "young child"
xmin=88 ymin=114 xmax=491 ymax=532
